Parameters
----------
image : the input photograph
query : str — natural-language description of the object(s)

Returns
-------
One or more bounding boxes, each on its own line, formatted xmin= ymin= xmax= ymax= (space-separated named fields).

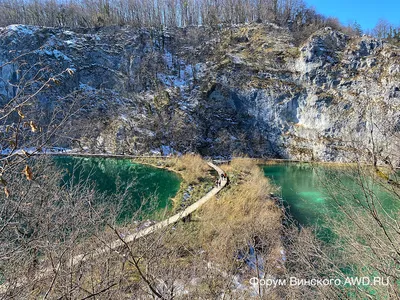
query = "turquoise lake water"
xmin=54 ymin=157 xmax=181 ymax=221
xmin=263 ymin=163 xmax=399 ymax=227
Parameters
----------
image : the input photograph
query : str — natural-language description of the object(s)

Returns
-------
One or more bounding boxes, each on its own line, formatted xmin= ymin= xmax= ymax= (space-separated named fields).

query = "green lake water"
xmin=263 ymin=164 xmax=400 ymax=298
xmin=54 ymin=157 xmax=181 ymax=222
xmin=263 ymin=163 xmax=399 ymax=227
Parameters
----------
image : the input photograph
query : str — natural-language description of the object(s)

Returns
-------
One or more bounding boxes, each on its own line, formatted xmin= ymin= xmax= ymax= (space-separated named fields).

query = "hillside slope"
xmin=0 ymin=24 xmax=399 ymax=165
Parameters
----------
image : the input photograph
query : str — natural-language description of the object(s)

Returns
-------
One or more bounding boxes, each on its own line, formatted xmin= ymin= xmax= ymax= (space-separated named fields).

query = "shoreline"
xmin=46 ymin=153 xmax=216 ymax=214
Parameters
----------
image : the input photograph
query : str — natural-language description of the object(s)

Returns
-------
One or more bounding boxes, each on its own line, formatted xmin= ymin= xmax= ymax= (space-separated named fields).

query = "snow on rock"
xmin=0 ymin=25 xmax=397 ymax=163
xmin=1 ymin=147 xmax=72 ymax=155
xmin=161 ymin=145 xmax=174 ymax=156
xmin=49 ymin=49 xmax=72 ymax=61
xmin=42 ymin=147 xmax=72 ymax=153
xmin=164 ymin=50 xmax=174 ymax=69
xmin=157 ymin=63 xmax=194 ymax=88
xmin=150 ymin=149 xmax=162 ymax=155
xmin=79 ymin=83 xmax=96 ymax=92
xmin=5 ymin=24 xmax=37 ymax=35
xmin=36 ymin=48 xmax=72 ymax=61
xmin=63 ymin=30 xmax=75 ymax=36
xmin=65 ymin=39 xmax=77 ymax=46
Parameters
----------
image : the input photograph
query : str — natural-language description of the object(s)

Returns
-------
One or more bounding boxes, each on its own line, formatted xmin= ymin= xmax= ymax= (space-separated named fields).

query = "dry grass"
xmin=229 ymin=157 xmax=257 ymax=174
xmin=133 ymin=154 xmax=210 ymax=184
xmin=175 ymin=153 xmax=211 ymax=184
xmin=198 ymin=158 xmax=283 ymax=272
xmin=54 ymin=156 xmax=285 ymax=298
xmin=132 ymin=155 xmax=214 ymax=211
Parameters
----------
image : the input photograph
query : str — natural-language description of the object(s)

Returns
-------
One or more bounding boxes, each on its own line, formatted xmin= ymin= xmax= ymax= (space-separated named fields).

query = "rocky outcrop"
xmin=290 ymin=28 xmax=399 ymax=164
xmin=0 ymin=24 xmax=399 ymax=165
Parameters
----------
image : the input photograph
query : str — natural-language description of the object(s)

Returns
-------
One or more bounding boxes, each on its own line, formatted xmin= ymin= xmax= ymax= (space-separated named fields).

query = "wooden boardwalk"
xmin=70 ymin=161 xmax=227 ymax=266
xmin=1 ymin=157 xmax=227 ymax=294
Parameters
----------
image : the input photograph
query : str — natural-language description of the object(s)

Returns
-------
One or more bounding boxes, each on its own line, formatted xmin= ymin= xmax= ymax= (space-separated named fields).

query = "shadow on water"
xmin=54 ymin=156 xmax=181 ymax=222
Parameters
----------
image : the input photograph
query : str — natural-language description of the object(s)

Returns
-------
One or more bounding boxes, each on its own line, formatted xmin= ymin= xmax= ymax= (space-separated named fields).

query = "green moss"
xmin=285 ymin=47 xmax=301 ymax=58
xmin=288 ymin=145 xmax=314 ymax=156
xmin=216 ymin=58 xmax=231 ymax=70
xmin=153 ymin=90 xmax=171 ymax=109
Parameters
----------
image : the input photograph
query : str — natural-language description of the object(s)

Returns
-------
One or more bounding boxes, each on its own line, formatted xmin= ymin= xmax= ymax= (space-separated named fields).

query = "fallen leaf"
xmin=4 ymin=186 xmax=10 ymax=198
xmin=30 ymin=121 xmax=38 ymax=133
xmin=17 ymin=110 xmax=25 ymax=119
xmin=23 ymin=165 xmax=33 ymax=181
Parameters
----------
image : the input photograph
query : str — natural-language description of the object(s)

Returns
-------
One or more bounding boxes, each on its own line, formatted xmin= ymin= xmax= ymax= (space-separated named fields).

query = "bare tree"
xmin=0 ymin=0 xmax=347 ymax=33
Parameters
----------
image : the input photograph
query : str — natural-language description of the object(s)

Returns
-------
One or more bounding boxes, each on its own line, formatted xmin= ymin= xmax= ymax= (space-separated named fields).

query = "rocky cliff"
xmin=1 ymin=24 xmax=399 ymax=165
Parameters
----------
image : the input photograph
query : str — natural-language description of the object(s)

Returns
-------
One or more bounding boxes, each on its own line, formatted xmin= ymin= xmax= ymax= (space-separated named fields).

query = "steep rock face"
xmin=290 ymin=28 xmax=399 ymax=163
xmin=196 ymin=25 xmax=399 ymax=164
xmin=0 ymin=24 xmax=399 ymax=165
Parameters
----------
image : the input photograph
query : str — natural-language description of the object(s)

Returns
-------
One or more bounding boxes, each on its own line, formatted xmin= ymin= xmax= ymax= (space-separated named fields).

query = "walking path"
xmin=70 ymin=161 xmax=227 ymax=265
xmin=1 ymin=156 xmax=227 ymax=294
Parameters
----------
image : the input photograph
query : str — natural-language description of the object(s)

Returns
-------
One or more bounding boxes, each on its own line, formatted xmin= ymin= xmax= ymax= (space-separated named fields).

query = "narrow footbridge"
xmin=1 ymin=157 xmax=227 ymax=293
xmin=71 ymin=161 xmax=227 ymax=265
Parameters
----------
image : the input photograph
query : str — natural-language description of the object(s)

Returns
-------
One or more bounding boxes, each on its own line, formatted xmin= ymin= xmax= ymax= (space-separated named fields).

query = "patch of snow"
xmin=158 ymin=55 xmax=196 ymax=89
xmin=79 ymin=83 xmax=96 ymax=91
xmin=16 ymin=147 xmax=36 ymax=154
xmin=1 ymin=147 xmax=71 ymax=155
xmin=233 ymin=275 xmax=246 ymax=290
xmin=96 ymin=136 xmax=104 ymax=146
xmin=52 ymin=49 xmax=72 ymax=61
xmin=42 ymin=147 xmax=72 ymax=153
xmin=157 ymin=65 xmax=193 ymax=88
xmin=238 ymin=245 xmax=265 ymax=277
xmin=0 ymin=147 xmax=36 ymax=155
xmin=228 ymin=54 xmax=244 ymax=64
xmin=36 ymin=49 xmax=72 ymax=62
xmin=6 ymin=24 xmax=36 ymax=35
xmin=161 ymin=145 xmax=174 ymax=156
xmin=181 ymin=64 xmax=193 ymax=81
xmin=280 ymin=248 xmax=287 ymax=262
xmin=150 ymin=149 xmax=161 ymax=155
xmin=164 ymin=50 xmax=174 ymax=69
xmin=194 ymin=63 xmax=207 ymax=78
xmin=65 ymin=39 xmax=76 ymax=46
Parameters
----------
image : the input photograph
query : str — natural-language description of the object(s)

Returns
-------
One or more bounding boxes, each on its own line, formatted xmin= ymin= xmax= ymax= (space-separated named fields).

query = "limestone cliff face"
xmin=0 ymin=24 xmax=399 ymax=165
xmin=290 ymin=28 xmax=399 ymax=164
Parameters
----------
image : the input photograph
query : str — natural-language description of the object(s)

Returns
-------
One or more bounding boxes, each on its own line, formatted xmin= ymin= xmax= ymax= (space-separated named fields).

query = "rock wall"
xmin=0 ymin=24 xmax=399 ymax=165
